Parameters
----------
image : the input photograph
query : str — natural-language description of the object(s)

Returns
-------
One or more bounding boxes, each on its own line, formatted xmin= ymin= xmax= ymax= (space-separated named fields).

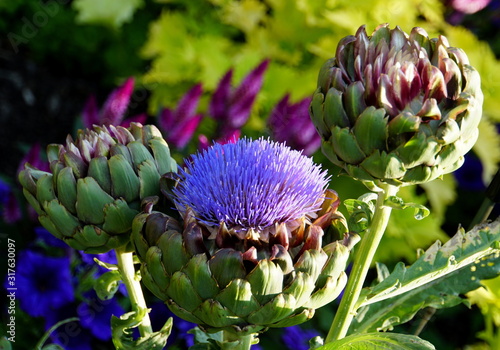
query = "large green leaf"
xmin=350 ymin=218 xmax=500 ymax=333
xmin=317 ymin=332 xmax=435 ymax=350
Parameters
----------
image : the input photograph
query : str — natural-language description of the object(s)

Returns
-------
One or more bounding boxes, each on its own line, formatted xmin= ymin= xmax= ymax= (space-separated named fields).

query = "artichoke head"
xmin=19 ymin=123 xmax=177 ymax=253
xmin=132 ymin=190 xmax=354 ymax=335
xmin=310 ymin=24 xmax=483 ymax=186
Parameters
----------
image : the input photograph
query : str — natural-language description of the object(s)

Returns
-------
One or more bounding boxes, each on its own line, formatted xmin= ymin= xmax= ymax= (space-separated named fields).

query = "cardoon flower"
xmin=18 ymin=123 xmax=177 ymax=253
xmin=268 ymin=94 xmax=321 ymax=156
xmin=82 ymin=77 xmax=147 ymax=128
xmin=9 ymin=250 xmax=74 ymax=317
xmin=209 ymin=60 xmax=269 ymax=138
xmin=310 ymin=24 xmax=483 ymax=186
xmin=158 ymin=84 xmax=203 ymax=149
xmin=132 ymin=138 xmax=355 ymax=336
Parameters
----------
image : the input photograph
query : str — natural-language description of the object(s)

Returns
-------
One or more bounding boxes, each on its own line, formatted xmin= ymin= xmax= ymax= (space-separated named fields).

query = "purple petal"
xmin=99 ymin=77 xmax=135 ymax=126
xmin=17 ymin=143 xmax=49 ymax=174
xmin=159 ymin=108 xmax=175 ymax=132
xmin=228 ymin=60 xmax=269 ymax=127
xmin=168 ymin=114 xmax=203 ymax=149
xmin=176 ymin=84 xmax=203 ymax=123
xmin=209 ymin=69 xmax=233 ymax=120
xmin=198 ymin=134 xmax=211 ymax=150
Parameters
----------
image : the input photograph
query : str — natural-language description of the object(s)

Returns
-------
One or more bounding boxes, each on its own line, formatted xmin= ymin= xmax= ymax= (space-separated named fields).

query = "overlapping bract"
xmin=18 ymin=123 xmax=177 ymax=253
xmin=132 ymin=138 xmax=353 ymax=335
xmin=310 ymin=24 xmax=483 ymax=186
xmin=132 ymin=191 xmax=352 ymax=335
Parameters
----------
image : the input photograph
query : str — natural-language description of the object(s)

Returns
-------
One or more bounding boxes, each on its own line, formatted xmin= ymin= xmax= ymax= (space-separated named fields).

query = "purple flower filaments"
xmin=173 ymin=138 xmax=330 ymax=231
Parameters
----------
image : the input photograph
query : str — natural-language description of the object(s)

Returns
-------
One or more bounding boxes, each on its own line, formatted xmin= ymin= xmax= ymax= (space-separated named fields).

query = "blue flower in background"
xmin=173 ymin=138 xmax=329 ymax=231
xmin=45 ymin=304 xmax=93 ymax=350
xmin=77 ymin=290 xmax=124 ymax=341
xmin=453 ymin=153 xmax=486 ymax=191
xmin=9 ymin=250 xmax=74 ymax=318
xmin=35 ymin=226 xmax=68 ymax=249
xmin=282 ymin=325 xmax=321 ymax=350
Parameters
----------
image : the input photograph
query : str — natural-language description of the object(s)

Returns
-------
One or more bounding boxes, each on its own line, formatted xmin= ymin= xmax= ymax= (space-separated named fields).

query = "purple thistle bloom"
xmin=77 ymin=290 xmax=125 ymax=341
xmin=159 ymin=84 xmax=203 ymax=149
xmin=173 ymin=138 xmax=329 ymax=231
xmin=268 ymin=94 xmax=321 ymax=156
xmin=209 ymin=60 xmax=269 ymax=137
xmin=8 ymin=250 xmax=74 ymax=318
xmin=82 ymin=77 xmax=147 ymax=128
xmin=282 ymin=325 xmax=321 ymax=350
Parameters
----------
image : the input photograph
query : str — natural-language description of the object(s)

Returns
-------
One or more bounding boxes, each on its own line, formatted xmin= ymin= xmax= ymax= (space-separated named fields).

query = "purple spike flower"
xmin=173 ymin=137 xmax=329 ymax=231
xmin=158 ymin=84 xmax=203 ymax=149
xmin=209 ymin=60 xmax=269 ymax=138
xmin=268 ymin=94 xmax=321 ymax=156
xmin=82 ymin=77 xmax=147 ymax=128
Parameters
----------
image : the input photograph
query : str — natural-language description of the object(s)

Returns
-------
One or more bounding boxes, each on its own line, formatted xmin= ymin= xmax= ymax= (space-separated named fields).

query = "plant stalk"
xmin=115 ymin=247 xmax=153 ymax=337
xmin=325 ymin=183 xmax=399 ymax=342
xmin=222 ymin=331 xmax=254 ymax=350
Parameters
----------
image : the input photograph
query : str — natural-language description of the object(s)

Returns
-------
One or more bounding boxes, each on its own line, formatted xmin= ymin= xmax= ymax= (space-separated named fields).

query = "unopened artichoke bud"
xmin=132 ymin=138 xmax=355 ymax=335
xmin=310 ymin=24 xmax=483 ymax=186
xmin=19 ymin=123 xmax=177 ymax=253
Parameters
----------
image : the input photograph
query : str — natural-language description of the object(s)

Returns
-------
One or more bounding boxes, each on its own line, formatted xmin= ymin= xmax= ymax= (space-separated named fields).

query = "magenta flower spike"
xmin=81 ymin=77 xmax=146 ymax=128
xmin=209 ymin=60 xmax=270 ymax=137
xmin=269 ymin=94 xmax=321 ymax=156
xmin=198 ymin=129 xmax=240 ymax=150
xmin=159 ymin=84 xmax=204 ymax=149
xmin=100 ymin=77 xmax=135 ymax=125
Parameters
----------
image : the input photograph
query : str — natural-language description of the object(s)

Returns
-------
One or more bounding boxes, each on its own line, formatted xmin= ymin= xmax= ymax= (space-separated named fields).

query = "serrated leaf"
xmin=384 ymin=196 xmax=430 ymax=220
xmin=343 ymin=198 xmax=374 ymax=234
xmin=94 ymin=270 xmax=122 ymax=300
xmin=317 ymin=332 xmax=435 ymax=350
xmin=111 ymin=309 xmax=172 ymax=350
xmin=350 ymin=218 xmax=500 ymax=334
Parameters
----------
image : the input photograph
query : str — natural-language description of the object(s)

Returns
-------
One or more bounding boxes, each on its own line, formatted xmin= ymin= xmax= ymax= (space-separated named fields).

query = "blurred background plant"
xmin=1 ymin=0 xmax=499 ymax=349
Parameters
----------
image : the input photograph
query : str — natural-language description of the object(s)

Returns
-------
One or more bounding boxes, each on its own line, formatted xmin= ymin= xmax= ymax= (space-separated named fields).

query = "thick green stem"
xmin=325 ymin=183 xmax=399 ymax=342
xmin=115 ymin=247 xmax=153 ymax=337
xmin=222 ymin=331 xmax=254 ymax=350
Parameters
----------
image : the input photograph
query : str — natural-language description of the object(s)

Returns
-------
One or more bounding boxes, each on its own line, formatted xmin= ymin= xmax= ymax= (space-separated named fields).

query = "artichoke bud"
xmin=131 ymin=138 xmax=356 ymax=335
xmin=19 ymin=123 xmax=177 ymax=253
xmin=311 ymin=24 xmax=483 ymax=186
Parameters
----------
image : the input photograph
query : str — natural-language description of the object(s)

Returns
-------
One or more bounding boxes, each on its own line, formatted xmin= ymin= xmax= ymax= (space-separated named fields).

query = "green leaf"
xmin=343 ymin=196 xmax=375 ymax=234
xmin=94 ymin=270 xmax=122 ymax=300
xmin=317 ymin=332 xmax=435 ymax=350
xmin=111 ymin=309 xmax=172 ymax=350
xmin=73 ymin=0 xmax=144 ymax=29
xmin=350 ymin=218 xmax=500 ymax=333
xmin=384 ymin=196 xmax=430 ymax=220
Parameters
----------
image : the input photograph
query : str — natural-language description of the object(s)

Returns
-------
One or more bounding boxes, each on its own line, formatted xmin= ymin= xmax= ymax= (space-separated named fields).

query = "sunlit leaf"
xmin=73 ymin=0 xmax=144 ymax=29
xmin=350 ymin=218 xmax=500 ymax=333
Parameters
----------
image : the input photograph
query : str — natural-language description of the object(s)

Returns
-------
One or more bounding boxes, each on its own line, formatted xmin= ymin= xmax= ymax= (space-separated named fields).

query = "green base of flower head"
xmin=311 ymin=24 xmax=483 ymax=186
xmin=18 ymin=123 xmax=177 ymax=253
xmin=132 ymin=209 xmax=355 ymax=335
